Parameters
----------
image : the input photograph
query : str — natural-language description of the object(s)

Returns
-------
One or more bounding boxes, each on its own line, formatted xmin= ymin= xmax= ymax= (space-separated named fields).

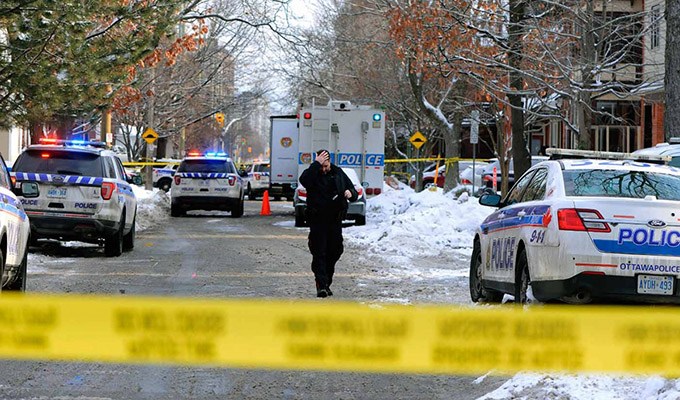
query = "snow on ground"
xmin=131 ymin=186 xmax=170 ymax=231
xmin=344 ymin=182 xmax=680 ymax=400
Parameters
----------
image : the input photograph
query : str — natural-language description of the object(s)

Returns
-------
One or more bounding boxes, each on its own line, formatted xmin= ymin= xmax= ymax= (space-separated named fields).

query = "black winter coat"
xmin=299 ymin=162 xmax=358 ymax=221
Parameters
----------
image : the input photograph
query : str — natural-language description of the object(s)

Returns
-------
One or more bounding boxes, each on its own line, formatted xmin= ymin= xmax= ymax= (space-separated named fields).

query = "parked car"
xmin=631 ymin=142 xmax=680 ymax=167
xmin=471 ymin=152 xmax=680 ymax=304
xmin=244 ymin=160 xmax=271 ymax=200
xmin=294 ymin=168 xmax=366 ymax=227
xmin=12 ymin=139 xmax=137 ymax=257
xmin=152 ymin=162 xmax=179 ymax=192
xmin=409 ymin=160 xmax=487 ymax=189
xmin=480 ymin=156 xmax=549 ymax=190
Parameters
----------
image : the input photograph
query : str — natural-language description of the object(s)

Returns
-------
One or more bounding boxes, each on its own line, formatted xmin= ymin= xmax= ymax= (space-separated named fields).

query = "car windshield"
xmin=179 ymin=159 xmax=233 ymax=173
xmin=563 ymin=169 xmax=680 ymax=200
xmin=255 ymin=163 xmax=270 ymax=173
xmin=14 ymin=149 xmax=103 ymax=176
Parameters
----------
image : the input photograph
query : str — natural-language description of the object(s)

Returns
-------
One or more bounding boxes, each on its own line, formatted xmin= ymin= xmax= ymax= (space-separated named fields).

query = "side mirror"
xmin=479 ymin=193 xmax=502 ymax=208
xmin=14 ymin=182 xmax=39 ymax=198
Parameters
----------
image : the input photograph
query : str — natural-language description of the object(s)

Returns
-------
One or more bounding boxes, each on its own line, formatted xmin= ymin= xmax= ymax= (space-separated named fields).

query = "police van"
xmin=170 ymin=152 xmax=244 ymax=217
xmin=12 ymin=139 xmax=137 ymax=257
xmin=470 ymin=148 xmax=680 ymax=304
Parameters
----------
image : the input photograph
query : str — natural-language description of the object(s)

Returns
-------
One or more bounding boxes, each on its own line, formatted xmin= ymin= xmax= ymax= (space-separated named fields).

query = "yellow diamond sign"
xmin=142 ymin=128 xmax=158 ymax=144
xmin=409 ymin=131 xmax=427 ymax=149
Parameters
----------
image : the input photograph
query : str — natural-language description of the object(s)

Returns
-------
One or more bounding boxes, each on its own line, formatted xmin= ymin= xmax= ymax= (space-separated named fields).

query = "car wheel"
xmin=231 ymin=197 xmax=244 ymax=218
xmin=123 ymin=213 xmax=136 ymax=251
xmin=354 ymin=215 xmax=366 ymax=226
xmin=158 ymin=178 xmax=171 ymax=192
xmin=171 ymin=202 xmax=183 ymax=217
xmin=469 ymin=240 xmax=502 ymax=303
xmin=515 ymin=248 xmax=531 ymax=304
xmin=105 ymin=214 xmax=124 ymax=257
xmin=5 ymin=248 xmax=26 ymax=292
xmin=247 ymin=184 xmax=257 ymax=200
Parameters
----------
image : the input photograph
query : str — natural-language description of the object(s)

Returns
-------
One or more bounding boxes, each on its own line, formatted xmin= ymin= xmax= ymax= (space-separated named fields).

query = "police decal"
xmin=491 ymin=237 xmax=516 ymax=271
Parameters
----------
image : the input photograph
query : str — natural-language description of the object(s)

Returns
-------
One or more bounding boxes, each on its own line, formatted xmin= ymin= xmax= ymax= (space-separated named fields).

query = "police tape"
xmin=122 ymin=162 xmax=179 ymax=168
xmin=0 ymin=293 xmax=677 ymax=376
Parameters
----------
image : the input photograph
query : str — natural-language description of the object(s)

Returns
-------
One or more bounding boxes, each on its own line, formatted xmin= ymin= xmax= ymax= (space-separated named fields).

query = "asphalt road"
xmin=0 ymin=200 xmax=506 ymax=400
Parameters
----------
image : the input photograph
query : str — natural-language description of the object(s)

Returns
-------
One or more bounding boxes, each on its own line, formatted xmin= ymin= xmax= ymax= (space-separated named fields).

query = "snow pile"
xmin=345 ymin=184 xmax=492 ymax=260
xmin=131 ymin=186 xmax=170 ymax=232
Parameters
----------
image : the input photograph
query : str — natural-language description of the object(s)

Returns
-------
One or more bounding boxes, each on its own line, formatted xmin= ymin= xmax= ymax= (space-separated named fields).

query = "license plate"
xmin=637 ymin=274 xmax=674 ymax=295
xmin=198 ymin=179 xmax=210 ymax=187
xmin=47 ymin=187 xmax=67 ymax=199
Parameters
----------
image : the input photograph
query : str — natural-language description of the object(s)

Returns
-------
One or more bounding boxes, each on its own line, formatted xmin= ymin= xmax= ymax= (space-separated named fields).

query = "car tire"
xmin=469 ymin=240 xmax=502 ymax=303
xmin=515 ymin=248 xmax=531 ymax=304
xmin=231 ymin=197 xmax=244 ymax=218
xmin=105 ymin=214 xmax=124 ymax=257
xmin=5 ymin=248 xmax=26 ymax=292
xmin=158 ymin=178 xmax=171 ymax=192
xmin=354 ymin=215 xmax=366 ymax=226
xmin=247 ymin=184 xmax=257 ymax=200
xmin=123 ymin=213 xmax=136 ymax=251
xmin=171 ymin=203 xmax=183 ymax=217
xmin=294 ymin=210 xmax=306 ymax=227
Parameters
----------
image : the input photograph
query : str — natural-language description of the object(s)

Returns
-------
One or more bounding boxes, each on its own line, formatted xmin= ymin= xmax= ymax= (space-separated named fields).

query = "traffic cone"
xmin=260 ymin=190 xmax=271 ymax=216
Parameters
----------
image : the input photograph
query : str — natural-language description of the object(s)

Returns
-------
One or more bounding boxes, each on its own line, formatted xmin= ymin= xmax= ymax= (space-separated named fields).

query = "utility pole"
xmin=145 ymin=68 xmax=155 ymax=190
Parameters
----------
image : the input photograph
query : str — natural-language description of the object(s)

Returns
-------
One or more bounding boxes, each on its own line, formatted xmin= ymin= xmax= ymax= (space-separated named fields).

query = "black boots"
xmin=315 ymin=281 xmax=333 ymax=298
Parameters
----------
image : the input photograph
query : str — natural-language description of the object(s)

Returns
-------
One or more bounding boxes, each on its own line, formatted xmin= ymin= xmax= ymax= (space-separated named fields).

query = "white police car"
xmin=470 ymin=149 xmax=680 ymax=304
xmin=152 ymin=161 xmax=179 ymax=192
xmin=170 ymin=152 xmax=244 ymax=217
xmin=12 ymin=139 xmax=137 ymax=257
xmin=0 ymin=152 xmax=35 ymax=291
xmin=245 ymin=160 xmax=270 ymax=200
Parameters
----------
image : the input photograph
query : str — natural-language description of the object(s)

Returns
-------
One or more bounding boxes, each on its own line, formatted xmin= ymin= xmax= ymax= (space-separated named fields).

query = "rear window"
xmin=179 ymin=159 xmax=233 ymax=173
xmin=563 ymin=169 xmax=680 ymax=201
xmin=14 ymin=149 xmax=103 ymax=176
xmin=255 ymin=163 xmax=270 ymax=173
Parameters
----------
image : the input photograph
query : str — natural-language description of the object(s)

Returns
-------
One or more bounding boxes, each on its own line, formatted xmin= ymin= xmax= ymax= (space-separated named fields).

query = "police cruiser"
xmin=244 ymin=160 xmax=270 ymax=200
xmin=0 ymin=152 xmax=35 ymax=291
xmin=170 ymin=152 xmax=244 ymax=217
xmin=12 ymin=139 xmax=137 ymax=257
xmin=152 ymin=161 xmax=179 ymax=192
xmin=470 ymin=149 xmax=680 ymax=304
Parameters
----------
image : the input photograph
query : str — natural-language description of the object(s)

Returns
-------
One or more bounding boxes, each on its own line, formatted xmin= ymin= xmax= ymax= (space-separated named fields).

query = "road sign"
xmin=142 ymin=128 xmax=158 ymax=144
xmin=409 ymin=131 xmax=427 ymax=149
xmin=470 ymin=110 xmax=479 ymax=144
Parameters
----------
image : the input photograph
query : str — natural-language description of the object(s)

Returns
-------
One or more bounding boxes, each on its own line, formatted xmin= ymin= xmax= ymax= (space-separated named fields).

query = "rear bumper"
xmin=28 ymin=213 xmax=120 ymax=242
xmin=172 ymin=196 xmax=240 ymax=211
xmin=533 ymin=273 xmax=680 ymax=304
xmin=270 ymin=183 xmax=294 ymax=198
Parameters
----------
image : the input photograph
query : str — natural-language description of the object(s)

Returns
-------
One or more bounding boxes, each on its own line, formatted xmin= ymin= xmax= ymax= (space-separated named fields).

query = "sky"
xmin=27 ymin=182 xmax=680 ymax=399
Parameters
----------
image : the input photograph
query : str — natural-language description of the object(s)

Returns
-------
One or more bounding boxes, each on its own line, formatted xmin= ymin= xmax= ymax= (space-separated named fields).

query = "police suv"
xmin=470 ymin=149 xmax=680 ymax=304
xmin=170 ymin=152 xmax=244 ymax=217
xmin=12 ymin=139 xmax=137 ymax=257
xmin=245 ymin=160 xmax=270 ymax=200
xmin=0 ymin=152 xmax=35 ymax=291
xmin=152 ymin=161 xmax=179 ymax=192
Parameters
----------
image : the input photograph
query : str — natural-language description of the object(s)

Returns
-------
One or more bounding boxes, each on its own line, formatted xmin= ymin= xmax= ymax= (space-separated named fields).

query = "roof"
xmin=557 ymin=158 xmax=680 ymax=173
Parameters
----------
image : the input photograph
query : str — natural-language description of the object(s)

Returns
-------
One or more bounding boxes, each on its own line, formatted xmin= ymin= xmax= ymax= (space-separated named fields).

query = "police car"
xmin=12 ymin=139 xmax=138 ymax=257
xmin=470 ymin=149 xmax=680 ymax=304
xmin=170 ymin=152 xmax=244 ymax=217
xmin=0 ymin=153 xmax=35 ymax=291
xmin=152 ymin=161 xmax=180 ymax=192
xmin=244 ymin=160 xmax=270 ymax=200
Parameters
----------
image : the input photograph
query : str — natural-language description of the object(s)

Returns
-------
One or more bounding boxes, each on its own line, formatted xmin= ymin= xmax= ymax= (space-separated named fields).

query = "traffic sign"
xmin=470 ymin=110 xmax=479 ymax=144
xmin=142 ymin=128 xmax=158 ymax=144
xmin=409 ymin=131 xmax=427 ymax=149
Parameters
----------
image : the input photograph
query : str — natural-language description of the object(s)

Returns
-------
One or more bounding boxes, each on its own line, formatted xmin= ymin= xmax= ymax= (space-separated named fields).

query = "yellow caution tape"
xmin=122 ymin=162 xmax=179 ymax=168
xmin=0 ymin=293 xmax=678 ymax=376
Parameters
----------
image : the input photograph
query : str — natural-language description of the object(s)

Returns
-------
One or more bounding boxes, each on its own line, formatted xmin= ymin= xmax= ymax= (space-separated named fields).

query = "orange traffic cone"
xmin=260 ymin=190 xmax=271 ymax=216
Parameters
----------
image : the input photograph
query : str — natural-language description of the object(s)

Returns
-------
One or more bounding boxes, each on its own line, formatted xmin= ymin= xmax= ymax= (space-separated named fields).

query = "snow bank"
xmin=131 ymin=186 xmax=170 ymax=232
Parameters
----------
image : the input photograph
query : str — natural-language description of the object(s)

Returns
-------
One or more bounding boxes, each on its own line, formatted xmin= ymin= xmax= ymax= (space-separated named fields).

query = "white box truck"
xmin=269 ymin=115 xmax=299 ymax=200
xmin=293 ymin=100 xmax=385 ymax=226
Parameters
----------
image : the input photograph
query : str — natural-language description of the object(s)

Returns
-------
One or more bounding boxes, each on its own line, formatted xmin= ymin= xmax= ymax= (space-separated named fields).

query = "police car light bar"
xmin=38 ymin=138 xmax=107 ymax=148
xmin=546 ymin=148 xmax=671 ymax=164
xmin=205 ymin=152 xmax=228 ymax=157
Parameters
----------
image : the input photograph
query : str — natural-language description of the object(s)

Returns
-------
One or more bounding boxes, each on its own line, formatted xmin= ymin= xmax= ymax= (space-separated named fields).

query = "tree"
xmin=666 ymin=0 xmax=680 ymax=140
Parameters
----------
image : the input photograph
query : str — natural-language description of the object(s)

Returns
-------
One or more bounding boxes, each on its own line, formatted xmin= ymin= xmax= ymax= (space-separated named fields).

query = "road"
xmin=0 ymin=200 xmax=506 ymax=399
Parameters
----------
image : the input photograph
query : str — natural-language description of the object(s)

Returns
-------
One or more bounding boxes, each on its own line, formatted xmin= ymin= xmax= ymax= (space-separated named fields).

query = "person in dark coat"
xmin=299 ymin=149 xmax=358 ymax=298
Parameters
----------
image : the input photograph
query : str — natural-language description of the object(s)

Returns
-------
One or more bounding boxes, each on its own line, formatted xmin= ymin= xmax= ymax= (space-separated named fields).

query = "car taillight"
xmin=174 ymin=175 xmax=181 ymax=185
xmin=366 ymin=188 xmax=374 ymax=195
xmin=461 ymin=178 xmax=472 ymax=184
xmin=356 ymin=187 xmax=363 ymax=197
xmin=101 ymin=182 xmax=116 ymax=200
xmin=255 ymin=173 xmax=260 ymax=181
xmin=373 ymin=188 xmax=381 ymax=195
xmin=557 ymin=209 xmax=610 ymax=233
xmin=482 ymin=175 xmax=491 ymax=182
xmin=228 ymin=176 xmax=236 ymax=186
xmin=10 ymin=175 xmax=15 ymax=187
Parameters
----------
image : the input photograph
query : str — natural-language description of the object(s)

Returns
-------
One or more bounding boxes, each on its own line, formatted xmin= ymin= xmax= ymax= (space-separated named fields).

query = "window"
xmin=114 ymin=157 xmax=127 ymax=181
xmin=179 ymin=159 xmax=233 ymax=173
xmin=522 ymin=169 xmax=548 ymax=202
xmin=103 ymin=157 xmax=118 ymax=179
xmin=14 ymin=150 xmax=104 ymax=177
xmin=0 ymin=155 xmax=11 ymax=189
xmin=651 ymin=5 xmax=661 ymax=49
xmin=563 ymin=169 xmax=680 ymax=200
xmin=504 ymin=170 xmax=536 ymax=206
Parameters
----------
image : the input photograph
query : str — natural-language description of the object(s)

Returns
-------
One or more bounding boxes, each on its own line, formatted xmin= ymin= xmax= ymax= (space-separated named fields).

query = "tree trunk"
xmin=666 ymin=0 xmax=680 ymax=140
xmin=443 ymin=110 xmax=462 ymax=192
xmin=508 ymin=0 xmax=531 ymax=182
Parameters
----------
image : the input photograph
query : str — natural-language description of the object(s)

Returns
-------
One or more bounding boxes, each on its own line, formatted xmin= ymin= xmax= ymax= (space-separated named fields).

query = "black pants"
xmin=308 ymin=219 xmax=344 ymax=289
